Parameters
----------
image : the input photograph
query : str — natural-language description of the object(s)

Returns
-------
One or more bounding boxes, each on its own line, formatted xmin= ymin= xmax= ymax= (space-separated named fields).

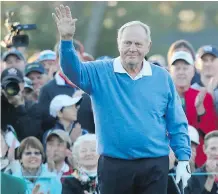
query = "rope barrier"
xmin=20 ymin=172 xmax=218 ymax=179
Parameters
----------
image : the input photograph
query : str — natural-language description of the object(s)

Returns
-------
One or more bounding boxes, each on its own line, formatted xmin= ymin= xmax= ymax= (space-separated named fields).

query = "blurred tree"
xmin=1 ymin=1 xmax=218 ymax=59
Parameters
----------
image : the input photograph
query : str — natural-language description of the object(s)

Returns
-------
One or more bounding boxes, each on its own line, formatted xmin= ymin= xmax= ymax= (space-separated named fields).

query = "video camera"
xmin=1 ymin=10 xmax=37 ymax=48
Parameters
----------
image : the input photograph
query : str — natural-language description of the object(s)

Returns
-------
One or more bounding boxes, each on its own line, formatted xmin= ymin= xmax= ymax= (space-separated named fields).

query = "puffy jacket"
xmin=184 ymin=87 xmax=217 ymax=167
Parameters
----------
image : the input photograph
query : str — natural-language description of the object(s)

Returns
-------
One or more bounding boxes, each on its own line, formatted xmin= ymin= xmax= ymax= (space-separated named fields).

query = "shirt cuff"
xmin=60 ymin=40 xmax=73 ymax=49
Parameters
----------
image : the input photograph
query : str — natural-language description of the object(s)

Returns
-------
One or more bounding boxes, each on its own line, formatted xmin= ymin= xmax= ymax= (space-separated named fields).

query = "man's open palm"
xmin=52 ymin=5 xmax=77 ymax=40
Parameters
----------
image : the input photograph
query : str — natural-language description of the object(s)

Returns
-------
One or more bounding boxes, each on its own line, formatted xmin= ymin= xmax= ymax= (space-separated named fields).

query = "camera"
xmin=2 ymin=79 xmax=20 ymax=96
xmin=1 ymin=11 xmax=37 ymax=48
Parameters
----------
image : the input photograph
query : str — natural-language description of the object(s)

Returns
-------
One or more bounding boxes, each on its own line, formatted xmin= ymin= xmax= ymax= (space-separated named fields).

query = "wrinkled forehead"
xmin=120 ymin=25 xmax=148 ymax=42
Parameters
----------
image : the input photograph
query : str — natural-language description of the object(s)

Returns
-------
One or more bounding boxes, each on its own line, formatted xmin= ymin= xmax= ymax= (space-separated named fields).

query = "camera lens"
xmin=5 ymin=82 xmax=20 ymax=96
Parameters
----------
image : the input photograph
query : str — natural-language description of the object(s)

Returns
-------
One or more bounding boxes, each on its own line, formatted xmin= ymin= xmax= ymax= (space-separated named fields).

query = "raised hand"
xmin=52 ymin=5 xmax=77 ymax=40
xmin=72 ymin=89 xmax=84 ymax=98
xmin=195 ymin=87 xmax=207 ymax=115
xmin=7 ymin=138 xmax=17 ymax=162
xmin=32 ymin=184 xmax=50 ymax=194
xmin=70 ymin=123 xmax=82 ymax=143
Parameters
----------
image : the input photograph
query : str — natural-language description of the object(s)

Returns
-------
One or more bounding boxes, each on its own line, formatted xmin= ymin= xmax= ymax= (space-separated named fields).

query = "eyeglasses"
xmin=23 ymin=151 xmax=41 ymax=156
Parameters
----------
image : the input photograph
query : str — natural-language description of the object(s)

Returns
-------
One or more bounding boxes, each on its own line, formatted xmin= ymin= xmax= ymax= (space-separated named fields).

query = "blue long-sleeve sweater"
xmin=60 ymin=40 xmax=191 ymax=161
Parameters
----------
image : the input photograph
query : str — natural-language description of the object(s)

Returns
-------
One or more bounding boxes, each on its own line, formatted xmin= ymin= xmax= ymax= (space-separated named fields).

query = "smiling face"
xmin=27 ymin=71 xmax=45 ymax=90
xmin=77 ymin=140 xmax=99 ymax=168
xmin=204 ymin=137 xmax=218 ymax=160
xmin=170 ymin=60 xmax=194 ymax=88
xmin=20 ymin=146 xmax=42 ymax=171
xmin=118 ymin=25 xmax=151 ymax=69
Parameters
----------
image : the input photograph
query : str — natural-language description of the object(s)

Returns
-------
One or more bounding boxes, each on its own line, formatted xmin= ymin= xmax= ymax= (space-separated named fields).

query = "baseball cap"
xmin=188 ymin=125 xmax=200 ymax=145
xmin=49 ymin=94 xmax=83 ymax=118
xmin=37 ymin=50 xmax=56 ymax=62
xmin=196 ymin=45 xmax=218 ymax=58
xmin=24 ymin=77 xmax=34 ymax=90
xmin=25 ymin=62 xmax=46 ymax=76
xmin=46 ymin=129 xmax=71 ymax=145
xmin=2 ymin=49 xmax=25 ymax=62
xmin=170 ymin=51 xmax=194 ymax=66
xmin=1 ymin=67 xmax=24 ymax=84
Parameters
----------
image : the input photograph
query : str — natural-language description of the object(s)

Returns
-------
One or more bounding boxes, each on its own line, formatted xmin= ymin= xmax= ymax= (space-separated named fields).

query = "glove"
xmin=176 ymin=161 xmax=191 ymax=189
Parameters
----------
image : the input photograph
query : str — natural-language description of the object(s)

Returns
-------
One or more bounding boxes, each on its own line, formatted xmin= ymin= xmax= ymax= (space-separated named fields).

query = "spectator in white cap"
xmin=45 ymin=130 xmax=73 ymax=182
xmin=188 ymin=125 xmax=200 ymax=172
xmin=170 ymin=50 xmax=216 ymax=167
xmin=43 ymin=94 xmax=88 ymax=146
xmin=37 ymin=50 xmax=58 ymax=81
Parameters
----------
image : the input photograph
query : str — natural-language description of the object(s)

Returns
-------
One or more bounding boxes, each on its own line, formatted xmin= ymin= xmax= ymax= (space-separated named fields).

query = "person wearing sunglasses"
xmin=12 ymin=136 xmax=62 ymax=194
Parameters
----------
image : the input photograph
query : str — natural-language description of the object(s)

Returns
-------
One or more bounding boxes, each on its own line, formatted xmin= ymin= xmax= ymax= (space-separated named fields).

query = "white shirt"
xmin=45 ymin=162 xmax=69 ymax=178
xmin=113 ymin=57 xmax=152 ymax=80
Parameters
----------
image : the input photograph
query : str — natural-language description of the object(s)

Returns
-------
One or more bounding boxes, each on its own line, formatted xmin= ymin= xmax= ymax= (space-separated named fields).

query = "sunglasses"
xmin=23 ymin=151 xmax=41 ymax=156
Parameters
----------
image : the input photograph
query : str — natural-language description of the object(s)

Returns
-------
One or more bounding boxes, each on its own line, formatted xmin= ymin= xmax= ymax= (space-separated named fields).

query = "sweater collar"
xmin=113 ymin=57 xmax=152 ymax=80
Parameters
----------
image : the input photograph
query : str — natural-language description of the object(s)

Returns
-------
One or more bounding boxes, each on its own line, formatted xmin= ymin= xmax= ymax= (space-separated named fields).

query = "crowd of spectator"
xmin=1 ymin=24 xmax=218 ymax=194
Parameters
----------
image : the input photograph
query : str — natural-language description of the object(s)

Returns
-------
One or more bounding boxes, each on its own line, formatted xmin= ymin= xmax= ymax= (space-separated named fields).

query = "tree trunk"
xmin=84 ymin=2 xmax=107 ymax=57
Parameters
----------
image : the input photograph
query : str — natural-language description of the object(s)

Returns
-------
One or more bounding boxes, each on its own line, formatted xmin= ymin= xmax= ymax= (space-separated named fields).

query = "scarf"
xmin=72 ymin=167 xmax=98 ymax=194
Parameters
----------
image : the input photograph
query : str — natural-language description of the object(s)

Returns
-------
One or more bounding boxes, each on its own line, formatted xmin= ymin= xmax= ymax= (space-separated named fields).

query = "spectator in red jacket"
xmin=169 ymin=51 xmax=217 ymax=167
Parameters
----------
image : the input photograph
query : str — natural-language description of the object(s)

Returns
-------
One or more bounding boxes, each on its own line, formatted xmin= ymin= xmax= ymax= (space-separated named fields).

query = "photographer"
xmin=1 ymin=67 xmax=46 ymax=141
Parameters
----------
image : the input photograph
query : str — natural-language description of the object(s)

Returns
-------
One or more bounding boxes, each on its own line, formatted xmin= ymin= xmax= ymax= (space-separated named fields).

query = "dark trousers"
xmin=97 ymin=155 xmax=169 ymax=194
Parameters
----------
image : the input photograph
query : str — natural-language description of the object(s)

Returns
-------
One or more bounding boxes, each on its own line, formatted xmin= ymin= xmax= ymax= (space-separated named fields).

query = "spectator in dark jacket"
xmin=24 ymin=62 xmax=48 ymax=102
xmin=1 ymin=67 xmax=53 ymax=142
xmin=185 ymin=131 xmax=218 ymax=194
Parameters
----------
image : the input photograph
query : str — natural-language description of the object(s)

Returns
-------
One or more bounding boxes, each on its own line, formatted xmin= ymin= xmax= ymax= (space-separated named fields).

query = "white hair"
xmin=71 ymin=134 xmax=97 ymax=167
xmin=117 ymin=21 xmax=151 ymax=43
